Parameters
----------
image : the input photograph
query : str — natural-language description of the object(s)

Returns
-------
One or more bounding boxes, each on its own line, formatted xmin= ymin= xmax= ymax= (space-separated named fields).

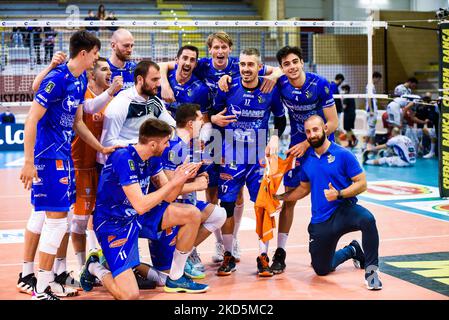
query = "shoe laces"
xmin=233 ymin=240 xmax=241 ymax=255
xmin=215 ymin=242 xmax=224 ymax=254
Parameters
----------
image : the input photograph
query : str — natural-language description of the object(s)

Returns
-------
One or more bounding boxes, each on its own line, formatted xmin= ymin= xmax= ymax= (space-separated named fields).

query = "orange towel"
xmin=255 ymin=155 xmax=294 ymax=242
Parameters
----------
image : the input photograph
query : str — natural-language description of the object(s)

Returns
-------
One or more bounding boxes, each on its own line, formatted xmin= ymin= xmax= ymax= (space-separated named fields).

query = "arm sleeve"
xmin=299 ymin=164 xmax=310 ymax=183
xmin=101 ymin=97 xmax=129 ymax=147
xmin=83 ymin=90 xmax=112 ymax=114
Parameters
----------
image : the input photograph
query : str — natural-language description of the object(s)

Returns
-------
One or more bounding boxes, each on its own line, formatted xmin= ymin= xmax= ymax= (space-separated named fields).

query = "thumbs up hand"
xmin=324 ymin=182 xmax=339 ymax=202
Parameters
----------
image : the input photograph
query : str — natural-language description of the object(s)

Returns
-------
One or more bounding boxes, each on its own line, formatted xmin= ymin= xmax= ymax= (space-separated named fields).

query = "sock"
xmin=86 ymin=229 xmax=99 ymax=253
xmin=222 ymin=234 xmax=233 ymax=253
xmin=259 ymin=240 xmax=269 ymax=255
xmin=430 ymin=142 xmax=435 ymax=153
xmin=146 ymin=267 xmax=167 ymax=286
xmin=277 ymin=233 xmax=289 ymax=249
xmin=88 ymin=261 xmax=110 ymax=282
xmin=36 ymin=269 xmax=54 ymax=293
xmin=214 ymin=229 xmax=223 ymax=244
xmin=53 ymin=258 xmax=66 ymax=276
xmin=22 ymin=261 xmax=34 ymax=277
xmin=232 ymin=204 xmax=244 ymax=238
xmin=169 ymin=249 xmax=191 ymax=281
xmin=75 ymin=251 xmax=86 ymax=270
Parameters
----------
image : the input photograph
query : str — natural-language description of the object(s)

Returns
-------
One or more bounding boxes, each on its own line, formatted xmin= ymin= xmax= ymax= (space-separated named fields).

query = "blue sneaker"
xmin=80 ymin=251 xmax=99 ymax=292
xmin=184 ymin=258 xmax=206 ymax=280
xmin=164 ymin=275 xmax=209 ymax=293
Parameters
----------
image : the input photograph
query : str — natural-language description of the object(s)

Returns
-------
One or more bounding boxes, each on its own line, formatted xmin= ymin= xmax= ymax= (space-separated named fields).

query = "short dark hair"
xmin=373 ymin=71 xmax=382 ymax=79
xmin=276 ymin=46 xmax=303 ymax=65
xmin=69 ymin=30 xmax=101 ymax=59
xmin=407 ymin=77 xmax=418 ymax=84
xmin=335 ymin=74 xmax=345 ymax=81
xmin=139 ymin=118 xmax=172 ymax=144
xmin=134 ymin=60 xmax=160 ymax=84
xmin=93 ymin=56 xmax=107 ymax=70
xmin=177 ymin=45 xmax=199 ymax=59
xmin=341 ymin=84 xmax=350 ymax=92
xmin=176 ymin=103 xmax=200 ymax=128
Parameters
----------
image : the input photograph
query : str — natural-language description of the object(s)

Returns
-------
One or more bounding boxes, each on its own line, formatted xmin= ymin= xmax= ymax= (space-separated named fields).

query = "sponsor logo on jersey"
xmin=85 ymin=188 xmax=91 ymax=195
xmin=327 ymin=155 xmax=335 ymax=164
xmin=45 ymin=81 xmax=55 ymax=93
xmin=33 ymin=193 xmax=47 ymax=198
xmin=229 ymin=104 xmax=242 ymax=118
xmin=128 ymin=159 xmax=136 ymax=171
xmin=33 ymin=177 xmax=43 ymax=185
xmin=107 ymin=235 xmax=116 ymax=243
xmin=220 ymin=173 xmax=234 ymax=181
xmin=305 ymin=90 xmax=312 ymax=99
xmin=324 ymin=86 xmax=330 ymax=95
xmin=59 ymin=177 xmax=69 ymax=185
xmin=169 ymin=151 xmax=175 ymax=162
xmin=257 ymin=95 xmax=265 ymax=104
xmin=55 ymin=159 xmax=64 ymax=170
xmin=109 ymin=238 xmax=128 ymax=248
xmin=62 ymin=95 xmax=77 ymax=113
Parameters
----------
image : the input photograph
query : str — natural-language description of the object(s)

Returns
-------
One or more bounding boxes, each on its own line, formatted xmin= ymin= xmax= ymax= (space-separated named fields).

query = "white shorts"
xmin=384 ymin=156 xmax=413 ymax=167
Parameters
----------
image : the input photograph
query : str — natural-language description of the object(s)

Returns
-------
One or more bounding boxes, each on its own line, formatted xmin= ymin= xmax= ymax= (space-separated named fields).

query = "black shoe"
xmin=216 ymin=251 xmax=236 ymax=276
xmin=257 ymin=253 xmax=273 ymax=277
xmin=17 ymin=272 xmax=37 ymax=295
xmin=271 ymin=248 xmax=286 ymax=274
xmin=349 ymin=240 xmax=365 ymax=269
xmin=32 ymin=285 xmax=60 ymax=300
xmin=362 ymin=150 xmax=369 ymax=164
xmin=134 ymin=269 xmax=156 ymax=290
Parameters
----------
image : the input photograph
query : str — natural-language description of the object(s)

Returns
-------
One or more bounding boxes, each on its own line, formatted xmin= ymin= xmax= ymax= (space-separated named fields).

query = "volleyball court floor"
xmin=0 ymin=151 xmax=447 ymax=300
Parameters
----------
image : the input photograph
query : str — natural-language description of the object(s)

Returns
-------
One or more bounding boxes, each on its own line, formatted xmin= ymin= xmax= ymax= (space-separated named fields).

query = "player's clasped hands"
xmin=286 ymin=140 xmax=310 ymax=158
xmin=107 ymin=76 xmax=124 ymax=96
xmin=324 ymin=182 xmax=339 ymax=202
xmin=20 ymin=161 xmax=38 ymax=191
xmin=211 ymin=108 xmax=237 ymax=127
xmin=173 ymin=162 xmax=202 ymax=183
xmin=195 ymin=173 xmax=209 ymax=191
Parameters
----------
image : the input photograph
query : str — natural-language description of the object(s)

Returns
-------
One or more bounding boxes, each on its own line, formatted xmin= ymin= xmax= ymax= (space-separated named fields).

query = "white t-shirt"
xmin=386 ymin=135 xmax=416 ymax=163
xmin=386 ymin=97 xmax=409 ymax=127
xmin=394 ymin=84 xmax=411 ymax=97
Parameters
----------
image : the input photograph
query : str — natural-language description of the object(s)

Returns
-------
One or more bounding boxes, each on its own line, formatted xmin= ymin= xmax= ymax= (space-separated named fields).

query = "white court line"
xmin=1 ymin=234 xmax=449 ymax=268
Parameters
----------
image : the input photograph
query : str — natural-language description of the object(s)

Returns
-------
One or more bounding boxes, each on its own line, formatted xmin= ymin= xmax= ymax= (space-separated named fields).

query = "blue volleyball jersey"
xmin=94 ymin=145 xmax=162 ymax=230
xmin=277 ymin=73 xmax=335 ymax=145
xmin=212 ymin=77 xmax=284 ymax=163
xmin=34 ymin=63 xmax=87 ymax=160
xmin=107 ymin=59 xmax=137 ymax=93
xmin=164 ymin=67 xmax=212 ymax=116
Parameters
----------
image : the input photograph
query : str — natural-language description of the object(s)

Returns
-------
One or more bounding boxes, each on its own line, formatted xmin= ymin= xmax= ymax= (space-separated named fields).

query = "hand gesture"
xmin=107 ymin=76 xmax=123 ymax=96
xmin=286 ymin=140 xmax=310 ymax=158
xmin=218 ymin=75 xmax=232 ymax=92
xmin=173 ymin=162 xmax=201 ymax=184
xmin=211 ymin=108 xmax=237 ymax=127
xmin=100 ymin=145 xmax=124 ymax=155
xmin=324 ymin=182 xmax=339 ymax=202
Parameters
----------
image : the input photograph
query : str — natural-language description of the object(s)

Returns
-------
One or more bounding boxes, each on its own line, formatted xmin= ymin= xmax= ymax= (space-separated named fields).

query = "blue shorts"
xmin=139 ymin=201 xmax=170 ymax=240
xmin=149 ymin=226 xmax=179 ymax=271
xmin=283 ymin=157 xmax=303 ymax=188
xmin=31 ymin=158 xmax=76 ymax=212
xmin=96 ymin=218 xmax=141 ymax=278
xmin=204 ymin=163 xmax=219 ymax=188
xmin=176 ymin=198 xmax=209 ymax=212
xmin=218 ymin=162 xmax=263 ymax=203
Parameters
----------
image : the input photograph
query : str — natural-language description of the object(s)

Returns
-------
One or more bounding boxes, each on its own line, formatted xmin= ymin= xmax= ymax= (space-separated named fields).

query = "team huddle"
xmin=18 ymin=28 xmax=382 ymax=300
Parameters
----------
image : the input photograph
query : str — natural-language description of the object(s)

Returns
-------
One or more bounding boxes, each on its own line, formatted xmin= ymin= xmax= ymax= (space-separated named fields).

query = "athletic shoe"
xmin=17 ymin=272 xmax=37 ymax=295
xmin=362 ymin=150 xmax=370 ymax=164
xmin=349 ymin=240 xmax=365 ymax=269
xmin=423 ymin=152 xmax=435 ymax=159
xmin=164 ymin=275 xmax=209 ymax=293
xmin=134 ymin=269 xmax=156 ymax=290
xmin=79 ymin=251 xmax=99 ymax=292
xmin=365 ymin=269 xmax=383 ymax=290
xmin=232 ymin=239 xmax=241 ymax=263
xmin=212 ymin=242 xmax=225 ymax=263
xmin=49 ymin=280 xmax=78 ymax=297
xmin=188 ymin=248 xmax=205 ymax=272
xmin=216 ymin=251 xmax=236 ymax=276
xmin=31 ymin=286 xmax=60 ymax=300
xmin=271 ymin=248 xmax=287 ymax=274
xmin=184 ymin=258 xmax=206 ymax=279
xmin=257 ymin=253 xmax=274 ymax=277
xmin=54 ymin=271 xmax=82 ymax=291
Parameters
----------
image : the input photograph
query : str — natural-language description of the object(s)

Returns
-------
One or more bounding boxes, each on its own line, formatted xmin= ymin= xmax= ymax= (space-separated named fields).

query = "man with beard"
xmin=209 ymin=48 xmax=286 ymax=277
xmin=275 ymin=115 xmax=382 ymax=290
xmin=99 ymin=60 xmax=176 ymax=167
xmin=266 ymin=46 xmax=339 ymax=275
xmin=107 ymin=28 xmax=136 ymax=93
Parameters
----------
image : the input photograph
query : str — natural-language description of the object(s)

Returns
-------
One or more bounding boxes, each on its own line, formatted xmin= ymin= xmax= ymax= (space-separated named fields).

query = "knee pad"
xmin=220 ymin=201 xmax=236 ymax=218
xmin=39 ymin=217 xmax=68 ymax=255
xmin=203 ymin=206 xmax=227 ymax=233
xmin=26 ymin=209 xmax=45 ymax=234
xmin=71 ymin=216 xmax=89 ymax=235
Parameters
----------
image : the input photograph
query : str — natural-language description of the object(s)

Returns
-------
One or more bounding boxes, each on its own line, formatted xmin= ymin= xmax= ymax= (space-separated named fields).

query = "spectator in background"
xmin=105 ymin=11 xmax=118 ymax=32
xmin=394 ymin=77 xmax=418 ymax=97
xmin=11 ymin=27 xmax=24 ymax=47
xmin=0 ymin=107 xmax=16 ymax=124
xmin=97 ymin=4 xmax=106 ymax=20
xmin=85 ymin=10 xmax=100 ymax=36
xmin=27 ymin=22 xmax=43 ymax=65
xmin=341 ymin=84 xmax=357 ymax=148
xmin=330 ymin=74 xmax=345 ymax=140
xmin=43 ymin=27 xmax=57 ymax=64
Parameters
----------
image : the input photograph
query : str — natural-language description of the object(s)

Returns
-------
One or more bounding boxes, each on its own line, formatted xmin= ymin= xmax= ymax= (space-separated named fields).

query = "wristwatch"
xmin=337 ymin=190 xmax=344 ymax=200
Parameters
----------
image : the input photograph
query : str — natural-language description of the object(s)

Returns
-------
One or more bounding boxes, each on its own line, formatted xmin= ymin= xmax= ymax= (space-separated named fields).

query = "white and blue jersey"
xmin=299 ymin=142 xmax=363 ymax=224
xmin=34 ymin=63 xmax=87 ymax=160
xmin=163 ymin=67 xmax=212 ymax=117
xmin=277 ymin=72 xmax=335 ymax=146
xmin=107 ymin=59 xmax=137 ymax=93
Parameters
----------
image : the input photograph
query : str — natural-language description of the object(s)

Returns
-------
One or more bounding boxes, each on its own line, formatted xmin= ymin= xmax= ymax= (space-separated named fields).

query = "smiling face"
xmin=176 ymin=48 xmax=198 ymax=80
xmin=280 ymin=53 xmax=304 ymax=82
xmin=239 ymin=53 xmax=261 ymax=85
xmin=209 ymin=38 xmax=232 ymax=70
xmin=305 ymin=116 xmax=327 ymax=149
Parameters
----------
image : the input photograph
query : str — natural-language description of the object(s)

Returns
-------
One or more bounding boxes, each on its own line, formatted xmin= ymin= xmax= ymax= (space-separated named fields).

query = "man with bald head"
xmin=108 ymin=28 xmax=136 ymax=92
xmin=275 ymin=115 xmax=382 ymax=290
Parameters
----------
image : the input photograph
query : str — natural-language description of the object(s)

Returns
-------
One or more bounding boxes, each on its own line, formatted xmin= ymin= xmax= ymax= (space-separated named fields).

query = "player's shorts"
xmin=148 ymin=226 xmax=179 ymax=271
xmin=218 ymin=162 xmax=263 ymax=203
xmin=96 ymin=217 xmax=141 ymax=278
xmin=74 ymin=167 xmax=98 ymax=216
xmin=138 ymin=201 xmax=170 ymax=241
xmin=205 ymin=163 xmax=219 ymax=188
xmin=283 ymin=157 xmax=303 ymax=188
xmin=176 ymin=198 xmax=209 ymax=212
xmin=428 ymin=127 xmax=436 ymax=139
xmin=383 ymin=156 xmax=414 ymax=167
xmin=32 ymin=158 xmax=75 ymax=212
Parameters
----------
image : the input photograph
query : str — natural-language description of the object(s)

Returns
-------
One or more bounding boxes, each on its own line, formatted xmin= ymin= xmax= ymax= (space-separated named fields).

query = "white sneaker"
xmin=31 ymin=286 xmax=60 ymax=300
xmin=423 ymin=152 xmax=435 ymax=159
xmin=232 ymin=239 xmax=241 ymax=262
xmin=212 ymin=242 xmax=225 ymax=263
xmin=54 ymin=271 xmax=82 ymax=291
xmin=189 ymin=248 xmax=205 ymax=272
xmin=49 ymin=280 xmax=78 ymax=297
